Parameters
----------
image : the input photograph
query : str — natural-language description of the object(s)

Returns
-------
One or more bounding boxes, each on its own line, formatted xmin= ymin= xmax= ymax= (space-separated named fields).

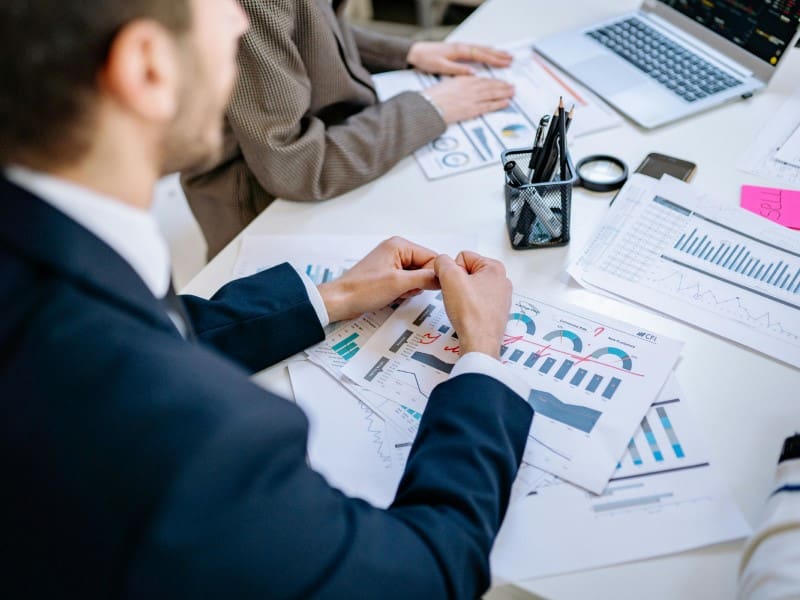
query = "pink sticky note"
xmin=741 ymin=185 xmax=800 ymax=230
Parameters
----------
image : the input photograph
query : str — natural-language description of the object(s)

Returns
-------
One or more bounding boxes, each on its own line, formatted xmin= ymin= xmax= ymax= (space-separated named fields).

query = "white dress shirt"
xmin=738 ymin=458 xmax=800 ymax=600
xmin=5 ymin=166 xmax=525 ymax=395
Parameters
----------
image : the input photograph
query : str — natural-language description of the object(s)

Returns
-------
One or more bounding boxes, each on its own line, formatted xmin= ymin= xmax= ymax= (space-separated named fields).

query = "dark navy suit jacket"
xmin=0 ymin=176 xmax=533 ymax=599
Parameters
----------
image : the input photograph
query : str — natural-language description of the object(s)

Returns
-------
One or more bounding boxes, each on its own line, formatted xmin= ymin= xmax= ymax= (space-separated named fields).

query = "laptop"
xmin=535 ymin=0 xmax=800 ymax=128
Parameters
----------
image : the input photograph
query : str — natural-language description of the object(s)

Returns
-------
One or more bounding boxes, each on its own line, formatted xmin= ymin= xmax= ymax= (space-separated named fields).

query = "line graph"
xmin=648 ymin=268 xmax=799 ymax=341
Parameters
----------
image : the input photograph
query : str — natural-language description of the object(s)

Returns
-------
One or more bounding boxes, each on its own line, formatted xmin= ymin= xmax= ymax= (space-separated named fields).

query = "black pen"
xmin=538 ymin=97 xmax=565 ymax=182
xmin=558 ymin=100 xmax=567 ymax=184
xmin=533 ymin=98 xmax=562 ymax=182
xmin=527 ymin=115 xmax=550 ymax=181
xmin=504 ymin=160 xmax=529 ymax=187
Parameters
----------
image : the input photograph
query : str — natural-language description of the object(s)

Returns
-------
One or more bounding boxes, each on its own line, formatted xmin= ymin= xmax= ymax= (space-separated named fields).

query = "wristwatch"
xmin=778 ymin=433 xmax=800 ymax=463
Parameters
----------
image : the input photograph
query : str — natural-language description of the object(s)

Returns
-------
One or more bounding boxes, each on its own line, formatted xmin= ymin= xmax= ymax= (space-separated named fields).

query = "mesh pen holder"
xmin=502 ymin=149 xmax=576 ymax=250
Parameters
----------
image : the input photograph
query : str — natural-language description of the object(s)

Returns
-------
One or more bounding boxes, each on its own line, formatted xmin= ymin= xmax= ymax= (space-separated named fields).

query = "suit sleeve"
xmin=127 ymin=373 xmax=533 ymax=599
xmin=228 ymin=0 xmax=446 ymax=201
xmin=350 ymin=24 xmax=413 ymax=72
xmin=180 ymin=263 xmax=324 ymax=372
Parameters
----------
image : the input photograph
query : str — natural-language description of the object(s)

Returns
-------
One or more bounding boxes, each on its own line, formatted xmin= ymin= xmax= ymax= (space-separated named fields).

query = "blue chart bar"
xmin=438 ymin=325 xmax=450 ymax=334
xmin=570 ymin=368 xmax=587 ymax=386
xmin=586 ymin=374 xmax=603 ymax=393
xmin=657 ymin=407 xmax=685 ymax=458
xmin=524 ymin=353 xmax=540 ymax=368
xmin=676 ymin=229 xmax=800 ymax=295
xmin=509 ymin=349 xmax=524 ymax=363
xmin=539 ymin=357 xmax=557 ymax=374
xmin=500 ymin=345 xmax=508 ymax=357
xmin=411 ymin=352 xmax=455 ymax=374
xmin=390 ymin=330 xmax=413 ymax=353
xmin=628 ymin=439 xmax=643 ymax=466
xmin=554 ymin=360 xmax=574 ymax=380
xmin=602 ymin=377 xmax=622 ymax=400
xmin=641 ymin=417 xmax=664 ymax=462
xmin=526 ymin=390 xmax=602 ymax=434
xmin=400 ymin=404 xmax=422 ymax=421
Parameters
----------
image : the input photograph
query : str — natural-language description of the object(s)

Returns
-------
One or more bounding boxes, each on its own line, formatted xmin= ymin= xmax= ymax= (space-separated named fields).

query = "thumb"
xmin=398 ymin=268 xmax=439 ymax=292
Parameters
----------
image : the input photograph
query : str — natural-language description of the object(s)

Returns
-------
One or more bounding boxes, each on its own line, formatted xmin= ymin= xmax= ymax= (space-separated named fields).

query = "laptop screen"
xmin=659 ymin=0 xmax=800 ymax=66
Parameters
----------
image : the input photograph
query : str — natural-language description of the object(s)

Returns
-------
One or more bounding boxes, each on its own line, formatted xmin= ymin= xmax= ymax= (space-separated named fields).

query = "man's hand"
xmin=318 ymin=237 xmax=439 ymax=323
xmin=407 ymin=42 xmax=513 ymax=76
xmin=435 ymin=252 xmax=512 ymax=359
xmin=425 ymin=77 xmax=515 ymax=124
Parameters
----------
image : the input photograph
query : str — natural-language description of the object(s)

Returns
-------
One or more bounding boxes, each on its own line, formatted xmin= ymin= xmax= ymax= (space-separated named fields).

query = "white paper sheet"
xmin=737 ymin=87 xmax=800 ymax=184
xmin=342 ymin=289 xmax=683 ymax=493
xmin=288 ymin=360 xmax=408 ymax=508
xmin=491 ymin=375 xmax=751 ymax=582
xmin=373 ymin=40 xmax=621 ymax=180
xmin=570 ymin=176 xmax=800 ymax=368
xmin=775 ymin=122 xmax=800 ymax=168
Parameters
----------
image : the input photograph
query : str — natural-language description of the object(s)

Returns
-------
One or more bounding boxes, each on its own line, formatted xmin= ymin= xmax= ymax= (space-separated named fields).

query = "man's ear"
xmin=99 ymin=20 xmax=182 ymax=122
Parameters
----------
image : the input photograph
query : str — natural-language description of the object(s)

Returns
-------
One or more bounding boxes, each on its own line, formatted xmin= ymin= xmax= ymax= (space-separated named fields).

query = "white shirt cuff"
xmin=291 ymin=265 xmax=330 ymax=328
xmin=450 ymin=352 xmax=529 ymax=400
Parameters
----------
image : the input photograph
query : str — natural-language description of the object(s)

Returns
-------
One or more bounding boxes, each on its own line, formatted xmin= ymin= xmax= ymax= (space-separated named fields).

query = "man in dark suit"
xmin=0 ymin=1 xmax=533 ymax=598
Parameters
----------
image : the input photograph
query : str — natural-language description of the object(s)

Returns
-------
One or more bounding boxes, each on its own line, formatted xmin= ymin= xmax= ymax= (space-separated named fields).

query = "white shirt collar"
xmin=4 ymin=166 xmax=171 ymax=299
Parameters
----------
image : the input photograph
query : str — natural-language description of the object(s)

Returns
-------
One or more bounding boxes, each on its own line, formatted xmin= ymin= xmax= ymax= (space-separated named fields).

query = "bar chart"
xmin=614 ymin=398 xmax=703 ymax=479
xmin=332 ymin=333 xmax=361 ymax=361
xmin=502 ymin=346 xmax=626 ymax=400
xmin=305 ymin=263 xmax=348 ymax=285
xmin=672 ymin=223 xmax=800 ymax=295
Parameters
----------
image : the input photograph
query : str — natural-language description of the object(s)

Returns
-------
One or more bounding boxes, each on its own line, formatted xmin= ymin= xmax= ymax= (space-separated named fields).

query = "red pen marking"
xmin=420 ymin=333 xmax=441 ymax=345
xmin=531 ymin=53 xmax=588 ymax=106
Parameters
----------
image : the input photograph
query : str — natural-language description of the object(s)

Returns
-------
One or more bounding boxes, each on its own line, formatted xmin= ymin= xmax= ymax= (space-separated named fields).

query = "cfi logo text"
xmin=636 ymin=331 xmax=658 ymax=343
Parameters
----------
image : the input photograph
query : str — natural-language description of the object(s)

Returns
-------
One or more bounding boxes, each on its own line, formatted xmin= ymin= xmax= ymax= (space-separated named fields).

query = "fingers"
xmin=471 ymin=46 xmax=513 ymax=67
xmin=435 ymin=59 xmax=475 ymax=77
xmin=399 ymin=268 xmax=440 ymax=292
xmin=382 ymin=236 xmax=438 ymax=270
xmin=434 ymin=254 xmax=465 ymax=284
xmin=455 ymin=250 xmax=491 ymax=274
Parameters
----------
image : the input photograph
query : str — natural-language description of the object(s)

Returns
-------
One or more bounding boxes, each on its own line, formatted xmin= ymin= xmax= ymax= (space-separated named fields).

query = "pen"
xmin=527 ymin=115 xmax=550 ymax=181
xmin=533 ymin=98 xmax=563 ymax=182
xmin=538 ymin=97 xmax=565 ymax=182
xmin=504 ymin=160 xmax=529 ymax=187
xmin=558 ymin=100 xmax=567 ymax=184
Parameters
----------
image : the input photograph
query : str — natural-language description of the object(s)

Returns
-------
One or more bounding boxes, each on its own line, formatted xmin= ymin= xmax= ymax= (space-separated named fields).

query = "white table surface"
xmin=183 ymin=1 xmax=800 ymax=598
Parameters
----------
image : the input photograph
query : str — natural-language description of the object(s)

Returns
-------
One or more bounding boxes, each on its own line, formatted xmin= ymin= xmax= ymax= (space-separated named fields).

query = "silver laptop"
xmin=535 ymin=0 xmax=800 ymax=128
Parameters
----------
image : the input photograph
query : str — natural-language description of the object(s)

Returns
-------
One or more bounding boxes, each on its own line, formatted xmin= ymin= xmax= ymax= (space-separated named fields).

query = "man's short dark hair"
xmin=0 ymin=1 xmax=191 ymax=167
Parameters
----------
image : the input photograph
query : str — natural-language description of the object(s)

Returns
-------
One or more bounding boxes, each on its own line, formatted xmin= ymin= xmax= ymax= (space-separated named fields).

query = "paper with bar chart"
xmin=574 ymin=176 xmax=800 ymax=368
xmin=342 ymin=289 xmax=683 ymax=493
xmin=373 ymin=41 xmax=620 ymax=180
xmin=491 ymin=375 xmax=751 ymax=582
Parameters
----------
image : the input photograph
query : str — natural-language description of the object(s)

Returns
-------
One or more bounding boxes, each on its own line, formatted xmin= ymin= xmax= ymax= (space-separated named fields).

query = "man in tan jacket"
xmin=182 ymin=0 xmax=515 ymax=257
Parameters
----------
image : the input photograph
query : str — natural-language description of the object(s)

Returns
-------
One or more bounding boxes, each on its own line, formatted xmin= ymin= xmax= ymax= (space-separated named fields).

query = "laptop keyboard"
xmin=585 ymin=17 xmax=742 ymax=103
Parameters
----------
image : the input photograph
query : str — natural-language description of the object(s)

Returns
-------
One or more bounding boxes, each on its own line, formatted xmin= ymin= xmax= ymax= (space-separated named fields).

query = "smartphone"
xmin=635 ymin=152 xmax=696 ymax=182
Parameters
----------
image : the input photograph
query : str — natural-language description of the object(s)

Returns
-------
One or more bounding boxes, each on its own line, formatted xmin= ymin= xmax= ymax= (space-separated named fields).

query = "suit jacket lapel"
xmin=0 ymin=176 xmax=179 ymax=337
xmin=315 ymin=0 xmax=376 ymax=94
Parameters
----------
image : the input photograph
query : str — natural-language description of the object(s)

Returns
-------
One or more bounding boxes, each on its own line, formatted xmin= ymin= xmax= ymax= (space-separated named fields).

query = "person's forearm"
xmin=235 ymin=92 xmax=445 ymax=202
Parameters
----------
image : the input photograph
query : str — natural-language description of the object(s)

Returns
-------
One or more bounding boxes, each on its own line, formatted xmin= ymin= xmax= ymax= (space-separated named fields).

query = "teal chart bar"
xmin=641 ymin=417 xmax=664 ymax=462
xmin=657 ymin=406 xmax=685 ymax=458
xmin=332 ymin=333 xmax=360 ymax=360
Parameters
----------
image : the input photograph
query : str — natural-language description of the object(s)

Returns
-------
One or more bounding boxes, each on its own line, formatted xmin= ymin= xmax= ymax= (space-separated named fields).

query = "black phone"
xmin=611 ymin=152 xmax=696 ymax=204
xmin=635 ymin=152 xmax=696 ymax=182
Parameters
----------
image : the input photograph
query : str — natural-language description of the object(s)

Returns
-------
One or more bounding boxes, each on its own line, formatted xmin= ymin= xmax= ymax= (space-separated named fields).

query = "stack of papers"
xmin=234 ymin=233 xmax=750 ymax=582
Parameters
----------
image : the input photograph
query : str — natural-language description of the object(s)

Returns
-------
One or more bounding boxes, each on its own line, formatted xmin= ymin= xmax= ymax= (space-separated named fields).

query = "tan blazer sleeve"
xmin=350 ymin=25 xmax=414 ymax=72
xmin=228 ymin=0 xmax=447 ymax=202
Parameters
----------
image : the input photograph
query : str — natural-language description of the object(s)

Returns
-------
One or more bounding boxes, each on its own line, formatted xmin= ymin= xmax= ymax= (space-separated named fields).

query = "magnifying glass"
xmin=574 ymin=155 xmax=629 ymax=192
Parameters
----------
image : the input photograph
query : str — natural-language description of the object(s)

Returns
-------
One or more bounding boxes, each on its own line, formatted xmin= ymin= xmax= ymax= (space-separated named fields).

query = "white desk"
xmin=183 ymin=1 xmax=800 ymax=598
